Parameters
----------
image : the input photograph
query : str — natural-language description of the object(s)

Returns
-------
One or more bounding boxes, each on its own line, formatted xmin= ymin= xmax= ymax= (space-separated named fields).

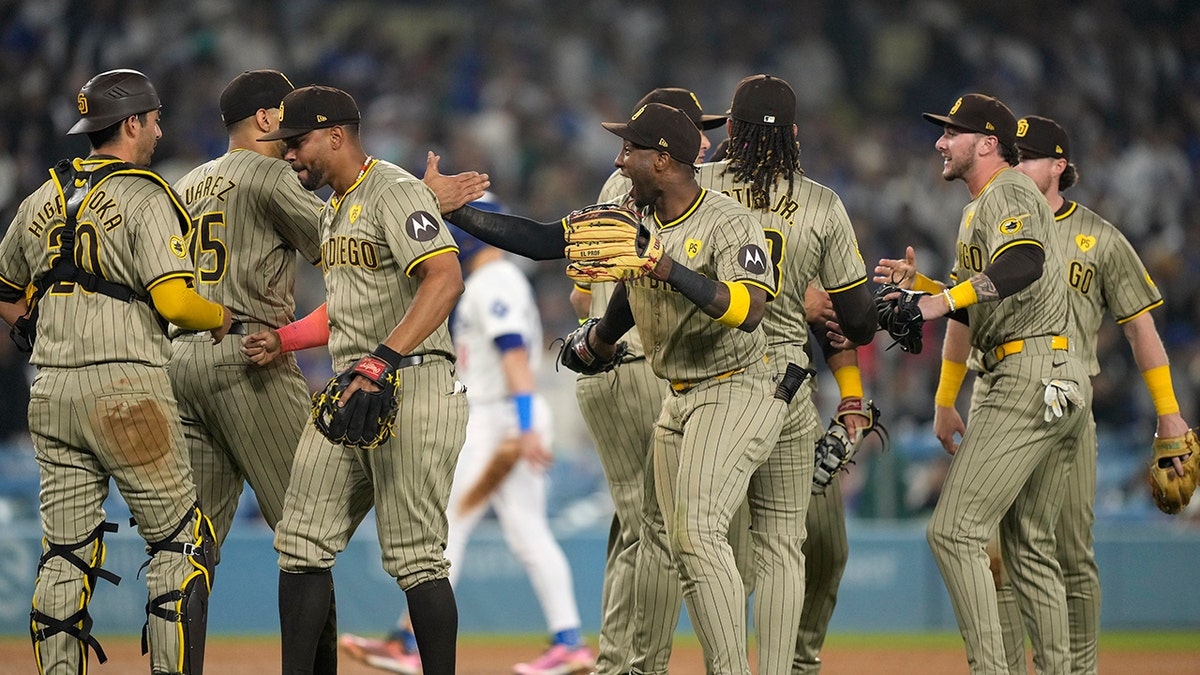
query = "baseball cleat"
xmin=339 ymin=633 xmax=422 ymax=674
xmin=512 ymin=643 xmax=596 ymax=675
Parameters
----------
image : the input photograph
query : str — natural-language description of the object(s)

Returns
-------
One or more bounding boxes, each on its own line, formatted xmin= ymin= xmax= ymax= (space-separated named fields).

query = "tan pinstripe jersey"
xmin=0 ymin=158 xmax=194 ymax=368
xmin=174 ymin=149 xmax=323 ymax=328
xmin=950 ymin=168 xmax=1068 ymax=352
xmin=697 ymin=162 xmax=867 ymax=364
xmin=624 ymin=188 xmax=775 ymax=382
xmin=319 ymin=158 xmax=457 ymax=369
xmin=1054 ymin=200 xmax=1162 ymax=376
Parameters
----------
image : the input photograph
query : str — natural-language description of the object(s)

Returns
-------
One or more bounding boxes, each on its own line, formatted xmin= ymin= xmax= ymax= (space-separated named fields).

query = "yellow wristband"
xmin=946 ymin=281 xmax=978 ymax=312
xmin=716 ymin=281 xmax=751 ymax=328
xmin=832 ymin=365 xmax=864 ymax=399
xmin=935 ymin=359 xmax=968 ymax=407
xmin=1141 ymin=365 xmax=1180 ymax=416
xmin=912 ymin=273 xmax=944 ymax=295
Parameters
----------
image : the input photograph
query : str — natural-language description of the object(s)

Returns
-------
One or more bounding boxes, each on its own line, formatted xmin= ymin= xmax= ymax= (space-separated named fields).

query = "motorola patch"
xmin=405 ymin=211 xmax=441 ymax=241
xmin=738 ymin=244 xmax=768 ymax=274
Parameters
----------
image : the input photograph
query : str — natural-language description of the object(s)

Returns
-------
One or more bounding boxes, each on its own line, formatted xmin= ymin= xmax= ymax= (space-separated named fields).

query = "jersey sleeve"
xmin=133 ymin=187 xmax=195 ymax=291
xmin=266 ymin=161 xmax=324 ymax=264
xmin=977 ymin=181 xmax=1047 ymax=262
xmin=1101 ymin=228 xmax=1163 ymax=322
xmin=379 ymin=179 xmax=458 ymax=276
xmin=817 ymin=194 xmax=868 ymax=293
xmin=715 ymin=208 xmax=776 ymax=296
xmin=0 ymin=205 xmax=32 ymax=298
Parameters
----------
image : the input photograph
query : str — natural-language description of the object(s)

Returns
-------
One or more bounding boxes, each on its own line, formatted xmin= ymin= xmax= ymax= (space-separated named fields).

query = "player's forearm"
xmin=569 ymin=284 xmax=592 ymax=320
xmin=383 ymin=261 xmax=464 ymax=355
xmin=444 ymin=204 xmax=565 ymax=261
xmin=1123 ymin=312 xmax=1181 ymax=417
xmin=829 ymin=283 xmax=876 ymax=345
xmin=500 ymin=346 xmax=538 ymax=434
xmin=936 ymin=243 xmax=1045 ymax=316
xmin=826 ymin=348 xmax=863 ymax=399
xmin=149 ymin=277 xmax=225 ymax=330
xmin=657 ymin=255 xmax=765 ymax=332
xmin=935 ymin=319 xmax=972 ymax=407
xmin=591 ymin=282 xmax=634 ymax=353
xmin=0 ymin=299 xmax=26 ymax=328
xmin=277 ymin=303 xmax=330 ymax=352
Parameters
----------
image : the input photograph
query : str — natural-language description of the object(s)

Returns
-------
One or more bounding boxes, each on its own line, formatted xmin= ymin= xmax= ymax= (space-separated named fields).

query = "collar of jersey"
xmin=330 ymin=157 xmax=379 ymax=212
xmin=1054 ymin=200 xmax=1077 ymax=221
xmin=654 ymin=188 xmax=706 ymax=230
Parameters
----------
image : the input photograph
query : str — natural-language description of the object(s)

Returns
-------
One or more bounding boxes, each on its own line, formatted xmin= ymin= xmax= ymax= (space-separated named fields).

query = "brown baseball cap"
xmin=258 ymin=85 xmax=360 ymax=141
xmin=602 ymin=102 xmax=700 ymax=166
xmin=728 ymin=74 xmax=795 ymax=127
xmin=220 ymin=70 xmax=295 ymax=126
xmin=923 ymin=93 xmax=1017 ymax=150
xmin=635 ymin=87 xmax=726 ymax=130
xmin=1015 ymin=115 xmax=1070 ymax=160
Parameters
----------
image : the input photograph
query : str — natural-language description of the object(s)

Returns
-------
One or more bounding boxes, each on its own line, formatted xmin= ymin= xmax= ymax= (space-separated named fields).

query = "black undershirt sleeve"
xmin=443 ymin=205 xmax=566 ymax=261
xmin=985 ymin=242 xmax=1044 ymax=298
xmin=829 ymin=282 xmax=877 ymax=346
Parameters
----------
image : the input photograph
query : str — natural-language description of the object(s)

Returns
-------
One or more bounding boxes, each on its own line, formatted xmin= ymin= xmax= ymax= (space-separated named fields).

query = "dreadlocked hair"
xmin=721 ymin=119 xmax=802 ymax=210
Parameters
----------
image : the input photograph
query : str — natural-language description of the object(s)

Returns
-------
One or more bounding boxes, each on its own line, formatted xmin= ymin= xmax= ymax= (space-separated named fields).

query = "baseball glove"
xmin=563 ymin=203 xmax=663 ymax=283
xmin=1148 ymin=428 xmax=1200 ymax=515
xmin=556 ymin=317 xmax=627 ymax=376
xmin=312 ymin=346 xmax=403 ymax=450
xmin=874 ymin=282 xmax=926 ymax=354
xmin=812 ymin=398 xmax=888 ymax=495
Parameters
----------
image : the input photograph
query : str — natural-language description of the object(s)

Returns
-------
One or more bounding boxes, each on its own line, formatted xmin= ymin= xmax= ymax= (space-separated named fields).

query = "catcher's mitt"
xmin=873 ymin=282 xmax=926 ymax=354
xmin=1148 ymin=428 xmax=1200 ymax=515
xmin=812 ymin=398 xmax=888 ymax=495
xmin=556 ymin=317 xmax=627 ymax=376
xmin=312 ymin=346 xmax=403 ymax=450
xmin=563 ymin=203 xmax=663 ymax=283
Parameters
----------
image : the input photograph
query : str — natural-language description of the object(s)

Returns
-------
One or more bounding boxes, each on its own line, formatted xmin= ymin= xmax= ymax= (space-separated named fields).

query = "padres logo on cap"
xmin=77 ymin=93 xmax=89 ymax=115
xmin=632 ymin=105 xmax=646 ymax=120
xmin=1016 ymin=119 xmax=1029 ymax=137
xmin=277 ymin=104 xmax=285 ymax=122
xmin=950 ymin=97 xmax=963 ymax=114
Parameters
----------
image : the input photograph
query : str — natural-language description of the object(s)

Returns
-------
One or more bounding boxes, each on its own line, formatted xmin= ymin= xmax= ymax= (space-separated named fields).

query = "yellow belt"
xmin=670 ymin=367 xmax=745 ymax=393
xmin=990 ymin=335 xmax=1069 ymax=366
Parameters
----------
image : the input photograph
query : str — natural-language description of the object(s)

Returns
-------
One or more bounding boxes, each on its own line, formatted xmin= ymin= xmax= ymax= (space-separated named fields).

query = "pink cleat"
xmin=512 ymin=643 xmax=596 ymax=675
xmin=339 ymin=633 xmax=422 ymax=674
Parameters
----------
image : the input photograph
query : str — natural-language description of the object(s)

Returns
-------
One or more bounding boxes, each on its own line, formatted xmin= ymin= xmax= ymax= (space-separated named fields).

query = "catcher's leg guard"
xmin=140 ymin=505 xmax=215 ymax=675
xmin=30 ymin=521 xmax=122 ymax=674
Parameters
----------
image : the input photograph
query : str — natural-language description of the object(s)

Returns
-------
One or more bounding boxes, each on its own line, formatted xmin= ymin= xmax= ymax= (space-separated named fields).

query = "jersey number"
xmin=191 ymin=212 xmax=228 ymax=283
xmin=47 ymin=222 xmax=104 ymax=295
xmin=764 ymin=228 xmax=786 ymax=294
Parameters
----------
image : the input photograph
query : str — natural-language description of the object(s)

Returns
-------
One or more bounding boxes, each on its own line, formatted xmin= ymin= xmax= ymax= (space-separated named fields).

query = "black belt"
xmin=173 ymin=320 xmax=249 ymax=339
xmin=396 ymin=354 xmax=425 ymax=368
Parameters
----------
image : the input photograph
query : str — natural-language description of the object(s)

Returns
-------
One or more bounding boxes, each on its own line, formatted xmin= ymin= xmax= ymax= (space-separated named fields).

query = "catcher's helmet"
xmin=68 ymin=69 xmax=161 ymax=135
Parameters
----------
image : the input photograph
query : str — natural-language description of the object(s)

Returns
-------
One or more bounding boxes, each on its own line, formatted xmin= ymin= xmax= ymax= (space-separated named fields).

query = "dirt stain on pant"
xmin=93 ymin=397 xmax=174 ymax=468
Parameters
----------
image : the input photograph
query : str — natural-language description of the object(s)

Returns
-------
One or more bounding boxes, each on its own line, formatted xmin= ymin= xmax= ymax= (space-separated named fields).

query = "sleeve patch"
xmin=998 ymin=215 xmax=1027 ymax=235
xmin=737 ymin=244 xmax=769 ymax=274
xmin=170 ymin=236 xmax=188 ymax=259
xmin=405 ymin=211 xmax=442 ymax=241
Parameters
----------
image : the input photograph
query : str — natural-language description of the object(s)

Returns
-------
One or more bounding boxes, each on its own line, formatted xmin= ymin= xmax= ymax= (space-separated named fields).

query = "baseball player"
xmin=339 ymin=199 xmax=595 ymax=675
xmin=988 ymin=115 xmax=1191 ymax=673
xmin=238 ymin=85 xmax=468 ymax=675
xmin=879 ymin=93 xmax=1089 ymax=674
xmin=0 ymin=69 xmax=231 ymax=674
xmin=568 ymin=86 xmax=734 ymax=675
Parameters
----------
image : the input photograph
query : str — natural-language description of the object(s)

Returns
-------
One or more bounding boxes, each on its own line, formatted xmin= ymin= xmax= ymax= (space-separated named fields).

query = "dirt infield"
xmin=2 ymin=634 xmax=1197 ymax=674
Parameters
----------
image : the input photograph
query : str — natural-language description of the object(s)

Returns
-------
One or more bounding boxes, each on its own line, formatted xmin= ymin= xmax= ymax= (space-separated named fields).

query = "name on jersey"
xmin=27 ymin=190 xmax=124 ymax=237
xmin=720 ymin=189 xmax=800 ymax=225
xmin=322 ymin=235 xmax=380 ymax=269
xmin=183 ymin=174 xmax=237 ymax=206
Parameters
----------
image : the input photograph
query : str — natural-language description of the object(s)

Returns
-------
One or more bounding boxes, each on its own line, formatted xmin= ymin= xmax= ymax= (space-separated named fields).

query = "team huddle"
xmin=0 ymin=64 xmax=1195 ymax=675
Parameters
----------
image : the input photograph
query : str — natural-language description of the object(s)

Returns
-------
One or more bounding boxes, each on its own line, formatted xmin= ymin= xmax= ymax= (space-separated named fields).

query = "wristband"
xmin=372 ymin=343 xmax=404 ymax=370
xmin=832 ymin=365 xmax=864 ymax=399
xmin=912 ymin=273 xmax=944 ymax=295
xmin=1141 ymin=365 xmax=1180 ymax=416
xmin=945 ymin=281 xmax=978 ymax=312
xmin=935 ymin=359 xmax=968 ymax=407
xmin=716 ymin=281 xmax=751 ymax=328
xmin=513 ymin=393 xmax=534 ymax=432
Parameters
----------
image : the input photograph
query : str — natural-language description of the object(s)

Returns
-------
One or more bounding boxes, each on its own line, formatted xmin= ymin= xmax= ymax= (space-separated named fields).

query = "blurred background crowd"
xmin=1 ymin=0 xmax=1198 ymax=527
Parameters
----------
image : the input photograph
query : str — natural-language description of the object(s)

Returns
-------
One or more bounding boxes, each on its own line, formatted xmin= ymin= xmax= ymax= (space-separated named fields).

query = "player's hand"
xmin=824 ymin=319 xmax=857 ymax=350
xmin=241 ymin=329 xmax=282 ymax=366
xmin=519 ymin=430 xmax=553 ymax=471
xmin=934 ymin=404 xmax=965 ymax=455
xmin=1157 ymin=413 xmax=1191 ymax=476
xmin=339 ymin=371 xmax=382 ymax=406
xmin=423 ymin=151 xmax=490 ymax=214
xmin=839 ymin=397 xmax=870 ymax=442
xmin=211 ymin=306 xmax=234 ymax=344
xmin=874 ymin=246 xmax=919 ymax=288
xmin=804 ymin=284 xmax=835 ymax=324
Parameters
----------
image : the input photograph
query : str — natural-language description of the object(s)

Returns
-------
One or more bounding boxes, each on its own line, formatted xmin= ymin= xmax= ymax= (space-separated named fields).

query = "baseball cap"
xmin=636 ymin=87 xmax=726 ymax=130
xmin=728 ymin=74 xmax=796 ymax=127
xmin=922 ymin=93 xmax=1017 ymax=151
xmin=258 ymin=85 xmax=361 ymax=141
xmin=68 ymin=69 xmax=161 ymax=135
xmin=220 ymin=70 xmax=295 ymax=126
xmin=602 ymin=102 xmax=700 ymax=167
xmin=1015 ymin=115 xmax=1070 ymax=160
